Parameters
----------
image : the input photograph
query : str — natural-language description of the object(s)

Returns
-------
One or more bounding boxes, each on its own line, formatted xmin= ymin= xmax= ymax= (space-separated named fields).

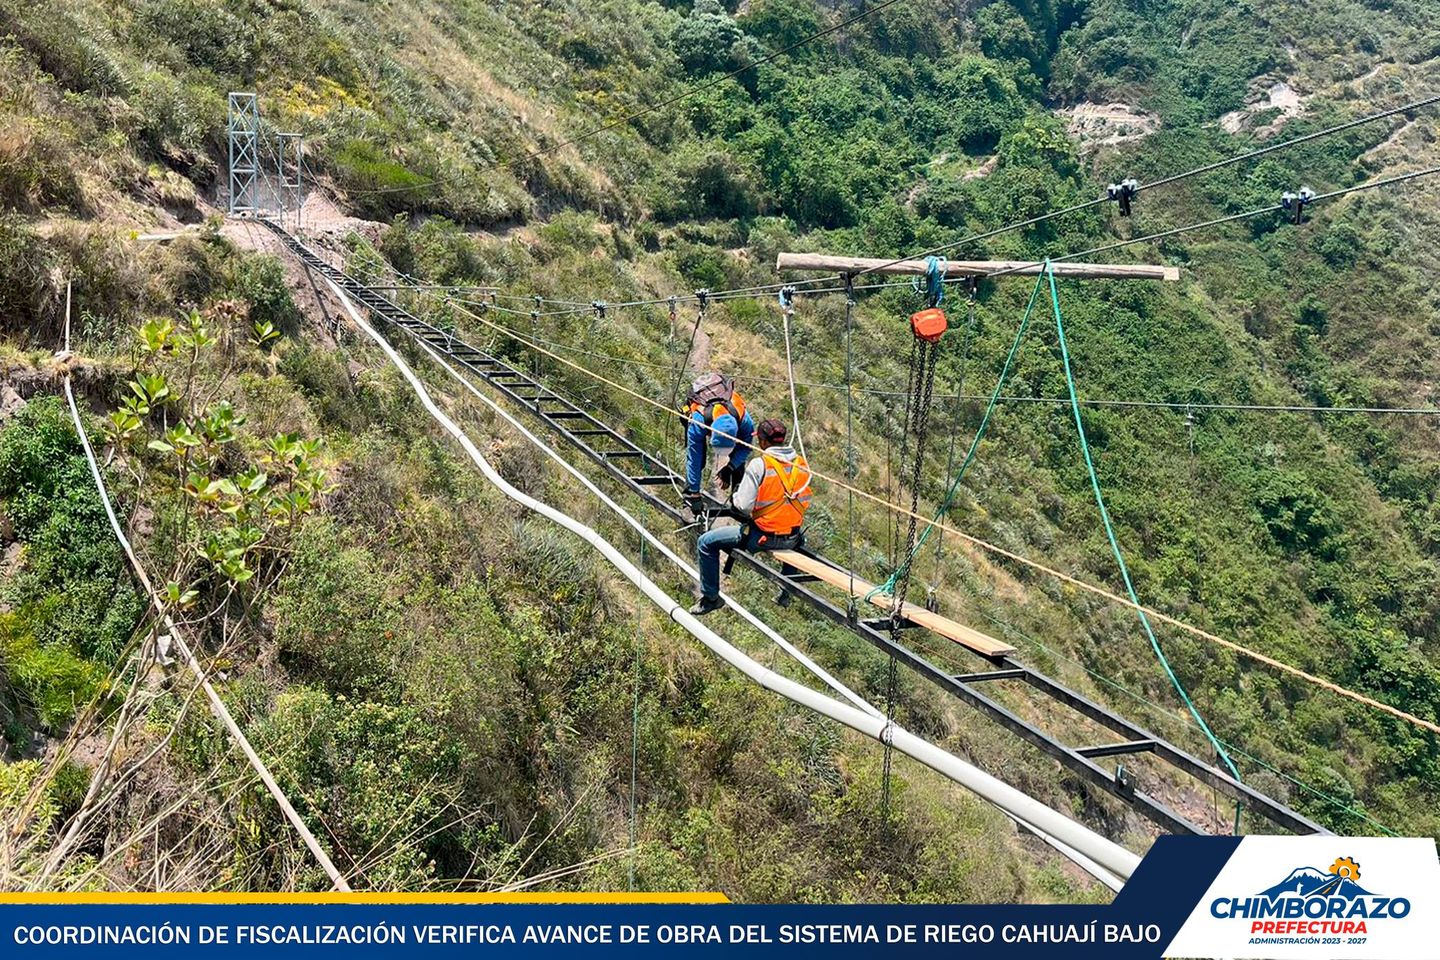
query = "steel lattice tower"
xmin=227 ymin=93 xmax=260 ymax=216
xmin=275 ymin=131 xmax=303 ymax=226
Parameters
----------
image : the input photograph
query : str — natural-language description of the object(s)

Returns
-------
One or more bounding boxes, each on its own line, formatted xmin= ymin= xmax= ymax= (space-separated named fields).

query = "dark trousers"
xmin=696 ymin=525 xmax=804 ymax=600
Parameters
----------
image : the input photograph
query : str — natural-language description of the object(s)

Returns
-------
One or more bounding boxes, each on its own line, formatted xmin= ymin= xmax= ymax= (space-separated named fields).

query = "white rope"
xmin=321 ymin=273 xmax=1141 ymax=887
xmin=780 ymin=303 xmax=807 ymax=461
xmin=61 ymin=292 xmax=352 ymax=892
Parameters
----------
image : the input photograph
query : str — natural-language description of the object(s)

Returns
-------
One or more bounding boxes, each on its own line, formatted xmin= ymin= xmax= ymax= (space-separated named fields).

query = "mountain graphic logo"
xmin=1258 ymin=857 xmax=1373 ymax=900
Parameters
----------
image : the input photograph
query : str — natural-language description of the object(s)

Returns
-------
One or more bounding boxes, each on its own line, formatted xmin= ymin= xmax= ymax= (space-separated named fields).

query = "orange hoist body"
xmin=910 ymin=307 xmax=948 ymax=344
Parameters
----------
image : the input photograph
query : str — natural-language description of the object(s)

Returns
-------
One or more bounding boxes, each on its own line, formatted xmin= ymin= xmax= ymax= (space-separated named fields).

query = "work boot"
xmin=774 ymin=587 xmax=793 ymax=608
xmin=689 ymin=595 xmax=725 ymax=617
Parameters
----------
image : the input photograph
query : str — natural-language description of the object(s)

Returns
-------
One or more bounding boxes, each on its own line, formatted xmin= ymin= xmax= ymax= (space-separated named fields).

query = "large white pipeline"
xmin=321 ymin=275 xmax=1142 ymax=886
xmin=399 ymin=330 xmax=1129 ymax=891
xmin=407 ymin=338 xmax=878 ymax=717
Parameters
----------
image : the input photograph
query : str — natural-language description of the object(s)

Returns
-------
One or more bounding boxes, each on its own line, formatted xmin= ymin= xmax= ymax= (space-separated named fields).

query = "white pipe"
xmin=323 ymin=276 xmax=1142 ymax=885
xmin=400 ymin=328 xmax=1126 ymax=891
xmin=405 ymin=336 xmax=878 ymax=717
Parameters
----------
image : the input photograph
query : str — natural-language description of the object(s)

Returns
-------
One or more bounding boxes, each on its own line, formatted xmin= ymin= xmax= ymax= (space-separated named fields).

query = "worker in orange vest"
xmin=682 ymin=372 xmax=755 ymax=517
xmin=690 ymin=417 xmax=812 ymax=616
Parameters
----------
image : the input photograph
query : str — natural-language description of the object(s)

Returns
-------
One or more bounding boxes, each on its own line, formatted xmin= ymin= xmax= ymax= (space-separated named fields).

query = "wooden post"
xmin=776 ymin=252 xmax=1179 ymax=282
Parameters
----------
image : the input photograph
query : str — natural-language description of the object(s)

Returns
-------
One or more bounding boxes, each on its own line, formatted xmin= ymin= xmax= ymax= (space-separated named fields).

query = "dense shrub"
xmin=0 ymin=398 xmax=140 ymax=725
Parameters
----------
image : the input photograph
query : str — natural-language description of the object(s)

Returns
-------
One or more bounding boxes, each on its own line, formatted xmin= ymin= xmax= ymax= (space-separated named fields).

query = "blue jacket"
xmin=686 ymin=407 xmax=754 ymax=492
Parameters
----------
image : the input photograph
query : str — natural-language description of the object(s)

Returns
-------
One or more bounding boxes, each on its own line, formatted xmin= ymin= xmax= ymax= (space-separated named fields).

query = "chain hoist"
xmin=881 ymin=256 xmax=950 ymax=833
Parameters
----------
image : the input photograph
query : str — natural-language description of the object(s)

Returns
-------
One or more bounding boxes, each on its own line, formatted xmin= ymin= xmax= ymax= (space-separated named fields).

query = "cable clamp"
xmin=879 ymin=719 xmax=895 ymax=746
xmin=533 ymin=294 xmax=543 ymax=309
xmin=777 ymin=285 xmax=796 ymax=313
xmin=1107 ymin=177 xmax=1140 ymax=216
xmin=667 ymin=295 xmax=678 ymax=320
xmin=592 ymin=300 xmax=607 ymax=320
xmin=1281 ymin=186 xmax=1316 ymax=224
xmin=695 ymin=288 xmax=710 ymax=310
xmin=1115 ymin=763 xmax=1136 ymax=798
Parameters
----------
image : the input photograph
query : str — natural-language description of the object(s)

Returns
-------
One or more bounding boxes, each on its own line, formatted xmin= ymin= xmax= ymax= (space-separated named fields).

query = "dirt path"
xmin=219 ymin=215 xmax=348 ymax=340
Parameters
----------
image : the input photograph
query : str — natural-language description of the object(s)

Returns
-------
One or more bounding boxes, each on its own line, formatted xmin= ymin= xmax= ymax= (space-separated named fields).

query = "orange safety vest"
xmin=751 ymin=453 xmax=813 ymax=534
xmin=688 ymin=389 xmax=747 ymax=427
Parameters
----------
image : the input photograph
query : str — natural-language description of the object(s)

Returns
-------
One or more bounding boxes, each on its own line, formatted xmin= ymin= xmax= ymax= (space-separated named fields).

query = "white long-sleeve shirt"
xmin=732 ymin=445 xmax=798 ymax=516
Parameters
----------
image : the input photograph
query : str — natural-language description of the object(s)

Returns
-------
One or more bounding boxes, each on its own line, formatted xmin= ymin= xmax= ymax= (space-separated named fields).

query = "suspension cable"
xmin=430 ymin=285 xmax=1440 ymax=737
xmin=849 ymin=95 xmax=1440 ymax=281
xmin=323 ymin=268 xmax=1141 ymax=886
xmin=332 ymin=166 xmax=1440 ymax=736
xmin=778 ymin=287 xmax=807 ymax=461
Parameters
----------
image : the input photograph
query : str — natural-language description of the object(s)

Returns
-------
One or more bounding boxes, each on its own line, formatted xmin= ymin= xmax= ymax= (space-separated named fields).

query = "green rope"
xmin=985 ymin=613 xmax=1399 ymax=836
xmin=867 ymin=272 xmax=1048 ymax=602
xmin=1044 ymin=263 xmax=1244 ymax=793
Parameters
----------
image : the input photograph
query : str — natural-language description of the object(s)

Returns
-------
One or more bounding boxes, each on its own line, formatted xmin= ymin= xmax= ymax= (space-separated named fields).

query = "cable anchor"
xmin=1107 ymin=177 xmax=1140 ymax=216
xmin=1281 ymin=186 xmax=1316 ymax=224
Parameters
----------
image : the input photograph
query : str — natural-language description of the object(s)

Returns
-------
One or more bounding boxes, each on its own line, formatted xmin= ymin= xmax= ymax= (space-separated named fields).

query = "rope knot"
xmin=913 ymin=256 xmax=946 ymax=307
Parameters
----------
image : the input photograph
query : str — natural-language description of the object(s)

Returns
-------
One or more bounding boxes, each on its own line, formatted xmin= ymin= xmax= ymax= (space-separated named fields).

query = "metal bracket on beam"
xmin=1076 ymin=740 xmax=1156 ymax=760
xmin=860 ymin=616 xmax=923 ymax=632
xmin=952 ymin=669 xmax=1028 ymax=683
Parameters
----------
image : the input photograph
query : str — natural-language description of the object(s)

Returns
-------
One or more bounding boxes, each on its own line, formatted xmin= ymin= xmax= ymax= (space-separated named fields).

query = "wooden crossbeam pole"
xmin=776 ymin=252 xmax=1180 ymax=282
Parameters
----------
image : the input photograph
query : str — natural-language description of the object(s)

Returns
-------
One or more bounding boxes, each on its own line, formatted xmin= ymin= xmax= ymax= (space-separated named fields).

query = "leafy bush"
xmin=233 ymin=254 xmax=301 ymax=334
xmin=0 ymin=610 xmax=105 ymax=729
xmin=671 ymin=0 xmax=758 ymax=76
xmin=0 ymin=397 xmax=142 ymax=667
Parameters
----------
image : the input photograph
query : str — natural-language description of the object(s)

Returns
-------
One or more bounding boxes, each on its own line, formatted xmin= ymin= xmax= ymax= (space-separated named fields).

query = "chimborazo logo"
xmin=1209 ymin=857 xmax=1411 ymax=937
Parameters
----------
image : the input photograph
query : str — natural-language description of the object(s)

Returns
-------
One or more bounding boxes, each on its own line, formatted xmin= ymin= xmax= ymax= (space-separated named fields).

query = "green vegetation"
xmin=1 ymin=0 xmax=1438 ymax=896
xmin=0 ymin=398 xmax=138 ymax=733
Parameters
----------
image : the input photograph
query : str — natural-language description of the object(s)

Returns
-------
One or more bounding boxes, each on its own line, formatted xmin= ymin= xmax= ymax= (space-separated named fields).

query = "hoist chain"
xmin=843 ymin=275 xmax=859 ymax=624
xmin=893 ymin=338 xmax=939 ymax=612
xmin=880 ymin=653 xmax=899 ymax=833
xmin=881 ymin=272 xmax=945 ymax=836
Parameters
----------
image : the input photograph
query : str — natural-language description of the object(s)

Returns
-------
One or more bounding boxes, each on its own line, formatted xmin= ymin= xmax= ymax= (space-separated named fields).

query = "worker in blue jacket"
xmin=682 ymin=372 xmax=754 ymax=514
